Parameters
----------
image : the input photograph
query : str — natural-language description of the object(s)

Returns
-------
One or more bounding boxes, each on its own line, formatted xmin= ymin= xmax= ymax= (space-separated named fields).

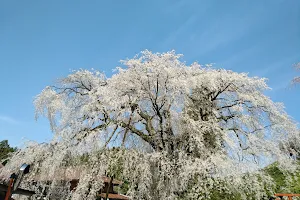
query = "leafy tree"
xmin=0 ymin=140 xmax=16 ymax=165
xmin=264 ymin=161 xmax=300 ymax=196
xmin=3 ymin=50 xmax=299 ymax=199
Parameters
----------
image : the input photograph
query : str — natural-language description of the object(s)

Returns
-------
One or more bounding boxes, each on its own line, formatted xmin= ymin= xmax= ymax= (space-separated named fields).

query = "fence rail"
xmin=275 ymin=193 xmax=300 ymax=200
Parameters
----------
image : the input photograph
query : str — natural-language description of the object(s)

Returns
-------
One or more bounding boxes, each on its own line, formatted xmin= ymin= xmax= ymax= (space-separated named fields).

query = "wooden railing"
xmin=275 ymin=193 xmax=300 ymax=200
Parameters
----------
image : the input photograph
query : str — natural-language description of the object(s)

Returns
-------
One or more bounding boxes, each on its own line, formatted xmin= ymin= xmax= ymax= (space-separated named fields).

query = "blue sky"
xmin=0 ymin=0 xmax=299 ymax=147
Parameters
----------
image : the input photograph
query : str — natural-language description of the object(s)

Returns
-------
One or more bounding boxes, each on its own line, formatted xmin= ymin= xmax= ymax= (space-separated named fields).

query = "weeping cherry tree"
xmin=1 ymin=50 xmax=299 ymax=200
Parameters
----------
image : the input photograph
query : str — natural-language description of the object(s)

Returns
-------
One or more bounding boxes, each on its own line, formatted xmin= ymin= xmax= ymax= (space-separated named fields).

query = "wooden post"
xmin=105 ymin=176 xmax=113 ymax=200
xmin=4 ymin=173 xmax=16 ymax=200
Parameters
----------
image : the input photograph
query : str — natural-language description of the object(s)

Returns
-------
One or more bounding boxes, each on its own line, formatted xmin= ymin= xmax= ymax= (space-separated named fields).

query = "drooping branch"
xmin=104 ymin=125 xmax=119 ymax=147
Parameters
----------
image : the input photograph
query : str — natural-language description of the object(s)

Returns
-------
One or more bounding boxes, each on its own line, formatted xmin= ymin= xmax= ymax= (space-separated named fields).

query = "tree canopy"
xmin=2 ymin=50 xmax=300 ymax=199
xmin=0 ymin=140 xmax=16 ymax=165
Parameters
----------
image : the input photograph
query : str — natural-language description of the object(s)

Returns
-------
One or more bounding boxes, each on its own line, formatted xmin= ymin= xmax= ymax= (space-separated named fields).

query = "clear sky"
xmin=0 ymin=0 xmax=299 ymax=147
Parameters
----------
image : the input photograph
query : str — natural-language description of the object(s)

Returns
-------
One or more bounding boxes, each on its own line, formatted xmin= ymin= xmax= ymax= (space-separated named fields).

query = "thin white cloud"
xmin=193 ymin=11 xmax=264 ymax=56
xmin=162 ymin=4 xmax=270 ymax=59
xmin=164 ymin=0 xmax=187 ymax=14
xmin=161 ymin=2 xmax=212 ymax=49
xmin=252 ymin=54 xmax=299 ymax=77
xmin=0 ymin=115 xmax=18 ymax=124
xmin=219 ymin=45 xmax=260 ymax=69
xmin=162 ymin=15 xmax=198 ymax=48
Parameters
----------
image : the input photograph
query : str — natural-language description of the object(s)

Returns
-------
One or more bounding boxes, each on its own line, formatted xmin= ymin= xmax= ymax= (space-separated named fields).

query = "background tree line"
xmin=0 ymin=140 xmax=16 ymax=166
